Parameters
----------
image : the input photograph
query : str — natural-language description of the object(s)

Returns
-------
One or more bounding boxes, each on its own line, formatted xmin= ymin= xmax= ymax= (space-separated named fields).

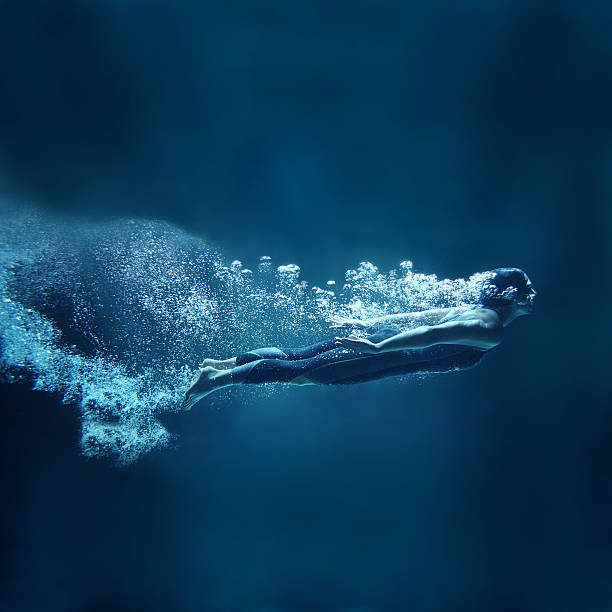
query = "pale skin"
xmin=333 ymin=306 xmax=504 ymax=354
xmin=183 ymin=293 xmax=535 ymax=410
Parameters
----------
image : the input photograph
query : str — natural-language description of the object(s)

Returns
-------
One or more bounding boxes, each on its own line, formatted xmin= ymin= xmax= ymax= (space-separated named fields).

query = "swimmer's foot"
xmin=183 ymin=366 xmax=233 ymax=410
xmin=199 ymin=357 xmax=237 ymax=370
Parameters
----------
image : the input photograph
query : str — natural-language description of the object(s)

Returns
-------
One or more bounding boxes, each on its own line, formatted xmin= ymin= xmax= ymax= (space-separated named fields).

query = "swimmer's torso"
xmin=390 ymin=304 xmax=491 ymax=330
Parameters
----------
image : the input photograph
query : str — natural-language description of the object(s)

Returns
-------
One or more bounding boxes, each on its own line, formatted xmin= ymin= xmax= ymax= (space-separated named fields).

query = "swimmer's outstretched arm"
xmin=368 ymin=307 xmax=464 ymax=327
xmin=329 ymin=307 xmax=465 ymax=329
xmin=336 ymin=315 xmax=503 ymax=353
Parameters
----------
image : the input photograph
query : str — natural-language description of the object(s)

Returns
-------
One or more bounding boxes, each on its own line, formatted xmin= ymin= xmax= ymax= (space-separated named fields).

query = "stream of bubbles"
xmin=0 ymin=203 xmax=492 ymax=464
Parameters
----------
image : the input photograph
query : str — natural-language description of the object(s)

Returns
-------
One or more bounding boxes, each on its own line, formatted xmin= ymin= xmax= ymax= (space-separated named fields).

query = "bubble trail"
xmin=0 ymin=203 xmax=493 ymax=464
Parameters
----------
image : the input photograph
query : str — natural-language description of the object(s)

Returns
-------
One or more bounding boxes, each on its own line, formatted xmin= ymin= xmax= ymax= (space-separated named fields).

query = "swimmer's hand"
xmin=334 ymin=335 xmax=380 ymax=353
xmin=328 ymin=316 xmax=369 ymax=329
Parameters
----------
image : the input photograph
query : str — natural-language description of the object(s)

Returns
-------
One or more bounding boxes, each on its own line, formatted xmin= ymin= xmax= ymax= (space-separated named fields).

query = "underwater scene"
xmin=0 ymin=205 xmax=502 ymax=464
xmin=1 ymin=1 xmax=612 ymax=611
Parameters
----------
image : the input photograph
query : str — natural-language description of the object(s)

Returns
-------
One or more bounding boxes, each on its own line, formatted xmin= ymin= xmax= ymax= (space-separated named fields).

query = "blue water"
xmin=2 ymin=1 xmax=611 ymax=610
xmin=0 ymin=203 xmax=496 ymax=464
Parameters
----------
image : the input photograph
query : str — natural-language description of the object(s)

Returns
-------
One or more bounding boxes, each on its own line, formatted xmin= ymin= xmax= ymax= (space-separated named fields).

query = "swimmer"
xmin=183 ymin=268 xmax=536 ymax=410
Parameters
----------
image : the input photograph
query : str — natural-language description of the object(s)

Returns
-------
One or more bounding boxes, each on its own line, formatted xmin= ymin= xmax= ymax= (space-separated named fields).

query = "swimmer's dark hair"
xmin=480 ymin=268 xmax=532 ymax=310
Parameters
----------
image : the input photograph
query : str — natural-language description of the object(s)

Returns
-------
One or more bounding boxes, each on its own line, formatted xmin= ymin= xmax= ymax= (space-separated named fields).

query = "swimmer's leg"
xmin=184 ymin=328 xmax=404 ymax=409
xmin=198 ymin=327 xmax=397 ymax=371
xmin=183 ymin=354 xmax=322 ymax=409
xmin=232 ymin=347 xmax=412 ymax=386
xmin=199 ymin=346 xmax=296 ymax=371
xmin=183 ymin=349 xmax=414 ymax=410
xmin=233 ymin=327 xmax=401 ymax=366
xmin=200 ymin=357 xmax=237 ymax=370
xmin=235 ymin=338 xmax=339 ymax=365
xmin=200 ymin=342 xmax=322 ymax=369
xmin=183 ymin=366 xmax=235 ymax=410
xmin=183 ymin=343 xmax=335 ymax=409
xmin=198 ymin=340 xmax=336 ymax=372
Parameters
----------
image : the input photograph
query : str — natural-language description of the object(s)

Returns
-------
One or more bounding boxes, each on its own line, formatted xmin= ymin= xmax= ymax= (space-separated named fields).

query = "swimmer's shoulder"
xmin=416 ymin=305 xmax=500 ymax=328
xmin=456 ymin=305 xmax=501 ymax=329
xmin=438 ymin=305 xmax=478 ymax=323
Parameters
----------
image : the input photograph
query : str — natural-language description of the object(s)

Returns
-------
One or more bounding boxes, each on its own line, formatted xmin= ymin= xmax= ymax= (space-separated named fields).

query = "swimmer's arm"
xmin=368 ymin=308 xmax=453 ymax=327
xmin=376 ymin=319 xmax=503 ymax=352
xmin=336 ymin=318 xmax=502 ymax=353
xmin=330 ymin=308 xmax=460 ymax=329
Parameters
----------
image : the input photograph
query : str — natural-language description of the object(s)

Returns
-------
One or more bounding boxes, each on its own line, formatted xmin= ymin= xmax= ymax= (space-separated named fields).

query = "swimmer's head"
xmin=479 ymin=268 xmax=536 ymax=315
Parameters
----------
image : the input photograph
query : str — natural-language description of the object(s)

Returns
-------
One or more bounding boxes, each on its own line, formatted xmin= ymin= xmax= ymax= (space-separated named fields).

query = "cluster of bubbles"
xmin=0 ymin=203 xmax=493 ymax=464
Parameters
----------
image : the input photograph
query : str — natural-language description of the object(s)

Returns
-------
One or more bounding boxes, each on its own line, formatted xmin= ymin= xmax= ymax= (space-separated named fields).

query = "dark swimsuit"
xmin=233 ymin=307 xmax=493 ymax=386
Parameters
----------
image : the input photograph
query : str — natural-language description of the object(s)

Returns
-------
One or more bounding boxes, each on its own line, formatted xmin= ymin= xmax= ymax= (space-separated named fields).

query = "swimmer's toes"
xmin=183 ymin=368 xmax=210 ymax=410
xmin=185 ymin=369 xmax=203 ymax=396
xmin=182 ymin=392 xmax=199 ymax=411
xmin=183 ymin=366 xmax=230 ymax=409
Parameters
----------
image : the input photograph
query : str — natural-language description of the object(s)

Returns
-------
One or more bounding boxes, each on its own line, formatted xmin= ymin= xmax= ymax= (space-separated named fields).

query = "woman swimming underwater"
xmin=183 ymin=268 xmax=536 ymax=410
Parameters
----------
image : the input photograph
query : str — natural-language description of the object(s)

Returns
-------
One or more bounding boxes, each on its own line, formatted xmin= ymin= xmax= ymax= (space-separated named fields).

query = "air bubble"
xmin=0 ymin=202 xmax=493 ymax=464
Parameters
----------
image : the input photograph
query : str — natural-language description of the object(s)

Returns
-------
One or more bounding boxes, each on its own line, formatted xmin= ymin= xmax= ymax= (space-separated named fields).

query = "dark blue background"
xmin=1 ymin=1 xmax=611 ymax=610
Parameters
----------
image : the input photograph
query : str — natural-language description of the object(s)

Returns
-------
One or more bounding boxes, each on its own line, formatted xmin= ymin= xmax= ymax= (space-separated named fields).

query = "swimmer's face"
xmin=515 ymin=278 xmax=537 ymax=314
